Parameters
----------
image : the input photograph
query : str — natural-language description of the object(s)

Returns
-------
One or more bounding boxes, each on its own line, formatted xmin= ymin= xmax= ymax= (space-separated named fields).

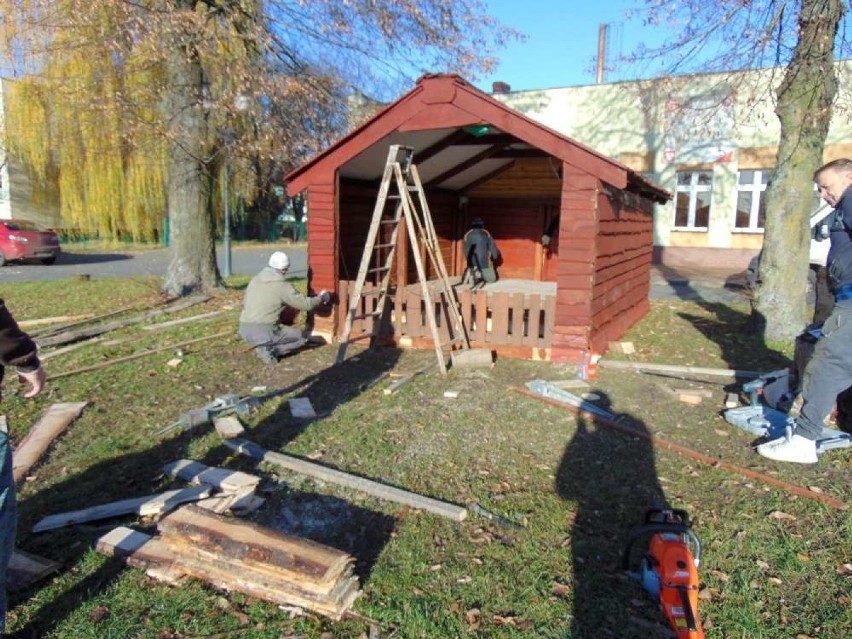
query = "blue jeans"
xmin=796 ymin=303 xmax=852 ymax=439
xmin=0 ymin=428 xmax=16 ymax=632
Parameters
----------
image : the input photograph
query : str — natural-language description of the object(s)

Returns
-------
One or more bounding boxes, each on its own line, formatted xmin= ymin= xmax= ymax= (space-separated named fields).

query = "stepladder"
xmin=335 ymin=145 xmax=471 ymax=373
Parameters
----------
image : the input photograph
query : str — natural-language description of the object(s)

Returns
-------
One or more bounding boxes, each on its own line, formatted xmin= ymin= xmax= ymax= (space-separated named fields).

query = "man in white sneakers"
xmin=757 ymin=159 xmax=852 ymax=463
xmin=239 ymin=251 xmax=331 ymax=363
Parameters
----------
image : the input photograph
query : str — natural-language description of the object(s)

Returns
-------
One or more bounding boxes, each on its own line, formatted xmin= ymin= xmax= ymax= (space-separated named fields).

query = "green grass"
xmin=1 ymin=280 xmax=849 ymax=638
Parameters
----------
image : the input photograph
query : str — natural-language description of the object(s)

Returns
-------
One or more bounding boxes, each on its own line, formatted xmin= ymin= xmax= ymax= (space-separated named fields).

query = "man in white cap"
xmin=239 ymin=251 xmax=331 ymax=363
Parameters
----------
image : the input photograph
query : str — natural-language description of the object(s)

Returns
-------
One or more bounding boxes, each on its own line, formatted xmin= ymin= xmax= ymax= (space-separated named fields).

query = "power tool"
xmin=623 ymin=508 xmax=704 ymax=639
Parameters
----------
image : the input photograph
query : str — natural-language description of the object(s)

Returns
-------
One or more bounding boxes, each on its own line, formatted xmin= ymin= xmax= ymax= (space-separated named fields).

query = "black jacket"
xmin=463 ymin=227 xmax=501 ymax=271
xmin=0 ymin=299 xmax=40 ymax=388
xmin=827 ymin=188 xmax=852 ymax=291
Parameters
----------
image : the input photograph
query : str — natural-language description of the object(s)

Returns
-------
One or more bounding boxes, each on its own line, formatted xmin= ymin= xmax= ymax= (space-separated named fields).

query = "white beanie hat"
xmin=268 ymin=251 xmax=290 ymax=270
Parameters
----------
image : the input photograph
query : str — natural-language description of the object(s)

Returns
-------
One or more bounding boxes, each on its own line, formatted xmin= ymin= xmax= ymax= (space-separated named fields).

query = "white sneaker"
xmin=756 ymin=433 xmax=818 ymax=464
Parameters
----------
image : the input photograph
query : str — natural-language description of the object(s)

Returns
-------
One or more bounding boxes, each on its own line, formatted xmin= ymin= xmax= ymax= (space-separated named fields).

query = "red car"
xmin=0 ymin=218 xmax=61 ymax=266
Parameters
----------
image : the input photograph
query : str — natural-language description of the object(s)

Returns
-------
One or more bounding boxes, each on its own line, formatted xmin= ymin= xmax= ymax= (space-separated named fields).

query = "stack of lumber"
xmin=96 ymin=504 xmax=360 ymax=619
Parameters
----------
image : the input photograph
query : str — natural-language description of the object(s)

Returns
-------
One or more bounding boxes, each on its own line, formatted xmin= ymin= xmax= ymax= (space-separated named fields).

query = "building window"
xmin=674 ymin=171 xmax=712 ymax=229
xmin=735 ymin=169 xmax=769 ymax=230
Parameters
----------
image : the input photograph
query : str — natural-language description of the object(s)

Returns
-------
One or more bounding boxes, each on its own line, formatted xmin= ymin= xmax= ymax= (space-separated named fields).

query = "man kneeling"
xmin=239 ymin=251 xmax=331 ymax=363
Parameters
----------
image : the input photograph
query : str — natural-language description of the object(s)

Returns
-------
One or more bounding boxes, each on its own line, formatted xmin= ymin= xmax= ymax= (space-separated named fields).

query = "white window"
xmin=735 ymin=169 xmax=769 ymax=230
xmin=674 ymin=171 xmax=712 ymax=229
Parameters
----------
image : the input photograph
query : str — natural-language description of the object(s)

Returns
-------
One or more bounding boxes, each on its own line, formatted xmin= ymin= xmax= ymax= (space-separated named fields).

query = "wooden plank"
xmin=124 ymin=536 xmax=360 ymax=619
xmin=6 ymin=549 xmax=61 ymax=590
xmin=157 ymin=505 xmax=352 ymax=590
xmin=473 ymin=290 xmax=488 ymax=342
xmin=490 ymin=292 xmax=509 ymax=343
xmin=510 ymin=293 xmax=525 ymax=345
xmin=32 ymin=485 xmax=213 ymax=532
xmin=543 ymin=294 xmax=557 ymax=345
xmin=95 ymin=526 xmax=152 ymax=557
xmin=224 ymin=439 xmax=468 ymax=522
xmin=525 ymin=293 xmax=542 ymax=346
xmin=47 ymin=331 xmax=232 ymax=381
xmin=38 ymin=337 xmax=105 ymax=362
xmin=18 ymin=313 xmax=93 ymax=328
xmin=289 ymin=397 xmax=317 ymax=418
xmin=405 ymin=288 xmax=422 ymax=337
xmin=599 ymin=360 xmax=762 ymax=379
xmin=36 ymin=296 xmax=208 ymax=348
xmin=213 ymin=414 xmax=245 ymax=439
xmin=12 ymin=402 xmax=88 ymax=484
xmin=383 ymin=365 xmax=430 ymax=395
xmin=163 ymin=459 xmax=260 ymax=493
xmin=142 ymin=310 xmax=225 ymax=331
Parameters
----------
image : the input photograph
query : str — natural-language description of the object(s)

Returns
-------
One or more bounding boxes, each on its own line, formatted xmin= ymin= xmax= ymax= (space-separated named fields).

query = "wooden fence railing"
xmin=337 ymin=280 xmax=555 ymax=349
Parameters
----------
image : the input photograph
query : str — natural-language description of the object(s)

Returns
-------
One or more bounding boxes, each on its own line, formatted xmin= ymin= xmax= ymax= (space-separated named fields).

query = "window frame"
xmin=673 ymin=170 xmax=713 ymax=231
xmin=734 ymin=169 xmax=770 ymax=232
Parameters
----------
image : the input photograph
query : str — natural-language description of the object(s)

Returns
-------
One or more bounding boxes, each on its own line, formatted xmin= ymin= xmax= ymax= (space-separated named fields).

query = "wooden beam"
xmin=12 ymin=402 xmax=89 ymax=484
xmin=452 ymin=133 xmax=518 ymax=146
xmin=157 ymin=505 xmax=352 ymax=589
xmin=7 ymin=549 xmax=61 ymax=590
xmin=37 ymin=296 xmax=209 ymax=348
xmin=32 ymin=485 xmax=213 ymax=532
xmin=424 ymin=143 xmax=509 ymax=189
xmin=163 ymin=459 xmax=260 ymax=493
xmin=142 ymin=310 xmax=225 ymax=331
xmin=599 ymin=359 xmax=762 ymax=379
xmin=413 ymin=129 xmax=472 ymax=164
xmin=18 ymin=314 xmax=94 ymax=328
xmin=46 ymin=331 xmax=232 ymax=381
xmin=223 ymin=438 xmax=468 ymax=521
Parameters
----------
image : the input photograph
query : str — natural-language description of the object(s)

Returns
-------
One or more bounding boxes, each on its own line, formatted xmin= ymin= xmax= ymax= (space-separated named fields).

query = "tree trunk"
xmin=755 ymin=0 xmax=845 ymax=343
xmin=162 ymin=35 xmax=221 ymax=297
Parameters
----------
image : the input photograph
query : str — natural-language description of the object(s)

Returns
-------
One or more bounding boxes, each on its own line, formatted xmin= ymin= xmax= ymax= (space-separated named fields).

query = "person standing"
xmin=463 ymin=217 xmax=501 ymax=286
xmin=757 ymin=158 xmax=852 ymax=463
xmin=239 ymin=251 xmax=332 ymax=363
xmin=0 ymin=300 xmax=46 ymax=634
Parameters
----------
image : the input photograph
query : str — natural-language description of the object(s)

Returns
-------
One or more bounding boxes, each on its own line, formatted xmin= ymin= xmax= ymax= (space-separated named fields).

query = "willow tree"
xmin=624 ymin=0 xmax=849 ymax=342
xmin=0 ymin=1 xmax=518 ymax=296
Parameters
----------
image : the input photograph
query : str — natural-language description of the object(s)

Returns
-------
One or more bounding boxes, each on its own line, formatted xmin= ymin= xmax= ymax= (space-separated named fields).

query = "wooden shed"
xmin=285 ymin=74 xmax=670 ymax=363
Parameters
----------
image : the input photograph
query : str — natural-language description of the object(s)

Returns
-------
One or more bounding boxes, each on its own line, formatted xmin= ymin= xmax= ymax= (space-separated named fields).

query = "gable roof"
xmin=285 ymin=74 xmax=669 ymax=203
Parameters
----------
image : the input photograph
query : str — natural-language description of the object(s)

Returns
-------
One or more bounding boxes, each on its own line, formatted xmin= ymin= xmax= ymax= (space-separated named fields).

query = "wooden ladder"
xmin=336 ymin=144 xmax=470 ymax=373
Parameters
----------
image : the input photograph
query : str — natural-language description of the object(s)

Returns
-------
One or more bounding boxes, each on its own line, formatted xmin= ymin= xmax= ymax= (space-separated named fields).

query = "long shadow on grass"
xmin=10 ymin=345 xmax=401 ymax=637
xmin=555 ymin=393 xmax=671 ymax=639
xmin=198 ymin=346 xmax=403 ymax=583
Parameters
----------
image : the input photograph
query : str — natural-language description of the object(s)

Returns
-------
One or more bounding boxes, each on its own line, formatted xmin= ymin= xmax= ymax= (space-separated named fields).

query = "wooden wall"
xmin=549 ymin=163 xmax=599 ymax=363
xmin=305 ymin=177 xmax=338 ymax=337
xmin=587 ymin=189 xmax=654 ymax=354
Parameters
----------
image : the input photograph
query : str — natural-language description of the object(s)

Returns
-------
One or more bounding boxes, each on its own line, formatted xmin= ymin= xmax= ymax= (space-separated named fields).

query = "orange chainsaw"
xmin=623 ymin=508 xmax=705 ymax=639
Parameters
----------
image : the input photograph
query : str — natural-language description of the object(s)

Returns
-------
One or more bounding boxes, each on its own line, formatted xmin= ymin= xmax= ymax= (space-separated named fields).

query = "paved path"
xmin=1 ymin=245 xmax=749 ymax=303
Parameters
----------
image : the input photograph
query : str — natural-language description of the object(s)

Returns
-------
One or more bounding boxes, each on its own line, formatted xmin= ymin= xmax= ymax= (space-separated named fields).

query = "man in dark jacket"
xmin=757 ymin=158 xmax=852 ymax=463
xmin=239 ymin=251 xmax=332 ymax=363
xmin=463 ymin=217 xmax=501 ymax=287
xmin=1 ymin=300 xmax=46 ymax=634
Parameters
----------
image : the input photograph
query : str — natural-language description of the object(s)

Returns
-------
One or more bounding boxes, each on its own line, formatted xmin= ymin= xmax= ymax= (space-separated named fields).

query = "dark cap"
xmin=471 ymin=217 xmax=484 ymax=228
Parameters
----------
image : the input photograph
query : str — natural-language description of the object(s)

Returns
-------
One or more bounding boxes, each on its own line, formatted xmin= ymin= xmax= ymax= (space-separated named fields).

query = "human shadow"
xmin=10 ymin=345 xmax=401 ymax=636
xmin=555 ymin=391 xmax=672 ymax=638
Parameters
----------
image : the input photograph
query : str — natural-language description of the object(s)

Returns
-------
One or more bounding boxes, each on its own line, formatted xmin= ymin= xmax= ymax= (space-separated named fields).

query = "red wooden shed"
xmin=285 ymin=74 xmax=670 ymax=363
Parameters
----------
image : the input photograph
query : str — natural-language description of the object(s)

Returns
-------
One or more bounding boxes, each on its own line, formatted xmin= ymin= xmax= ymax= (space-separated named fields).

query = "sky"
xmin=476 ymin=0 xmax=669 ymax=93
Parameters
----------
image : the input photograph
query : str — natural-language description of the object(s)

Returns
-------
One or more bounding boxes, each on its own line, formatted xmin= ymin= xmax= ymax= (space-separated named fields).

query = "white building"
xmin=492 ymin=63 xmax=852 ymax=269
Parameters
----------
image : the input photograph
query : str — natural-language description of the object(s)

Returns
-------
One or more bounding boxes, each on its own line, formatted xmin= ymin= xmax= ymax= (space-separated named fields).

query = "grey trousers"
xmin=796 ymin=302 xmax=852 ymax=439
xmin=239 ymin=324 xmax=307 ymax=359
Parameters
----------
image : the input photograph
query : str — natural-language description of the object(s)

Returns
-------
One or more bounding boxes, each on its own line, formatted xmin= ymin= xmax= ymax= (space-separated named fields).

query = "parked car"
xmin=0 ymin=218 xmax=61 ymax=266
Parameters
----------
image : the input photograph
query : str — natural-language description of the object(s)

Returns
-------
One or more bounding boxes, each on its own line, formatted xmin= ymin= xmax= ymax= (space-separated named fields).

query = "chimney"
xmin=596 ymin=23 xmax=607 ymax=84
xmin=492 ymin=81 xmax=511 ymax=94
